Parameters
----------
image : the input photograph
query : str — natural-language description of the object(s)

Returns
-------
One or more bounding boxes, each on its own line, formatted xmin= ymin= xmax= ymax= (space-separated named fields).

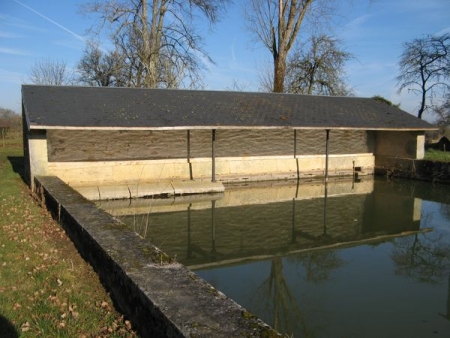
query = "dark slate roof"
xmin=22 ymin=85 xmax=435 ymax=131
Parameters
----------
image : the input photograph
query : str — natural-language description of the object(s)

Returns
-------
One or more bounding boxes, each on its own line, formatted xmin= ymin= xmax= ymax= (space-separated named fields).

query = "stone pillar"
xmin=416 ymin=134 xmax=425 ymax=160
xmin=27 ymin=129 xmax=48 ymax=190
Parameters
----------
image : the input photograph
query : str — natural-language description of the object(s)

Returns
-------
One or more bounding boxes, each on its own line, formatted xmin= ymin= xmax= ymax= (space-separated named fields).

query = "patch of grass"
xmin=0 ymin=130 xmax=137 ymax=337
xmin=424 ymin=149 xmax=450 ymax=162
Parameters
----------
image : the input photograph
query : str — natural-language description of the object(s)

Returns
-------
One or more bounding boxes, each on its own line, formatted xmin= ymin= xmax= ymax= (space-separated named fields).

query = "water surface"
xmin=101 ymin=177 xmax=450 ymax=337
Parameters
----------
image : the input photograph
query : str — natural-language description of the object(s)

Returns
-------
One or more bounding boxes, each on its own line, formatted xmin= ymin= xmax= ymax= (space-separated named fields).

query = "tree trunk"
xmin=273 ymin=52 xmax=287 ymax=93
xmin=418 ymin=85 xmax=426 ymax=119
xmin=1 ymin=128 xmax=5 ymax=147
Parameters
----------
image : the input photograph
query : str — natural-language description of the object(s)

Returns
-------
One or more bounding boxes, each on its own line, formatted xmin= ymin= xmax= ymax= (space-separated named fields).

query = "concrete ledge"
xmin=34 ymin=176 xmax=279 ymax=337
xmin=73 ymin=181 xmax=225 ymax=200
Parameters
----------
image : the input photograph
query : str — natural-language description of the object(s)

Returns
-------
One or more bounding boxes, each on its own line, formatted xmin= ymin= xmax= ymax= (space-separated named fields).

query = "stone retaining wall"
xmin=375 ymin=156 xmax=450 ymax=183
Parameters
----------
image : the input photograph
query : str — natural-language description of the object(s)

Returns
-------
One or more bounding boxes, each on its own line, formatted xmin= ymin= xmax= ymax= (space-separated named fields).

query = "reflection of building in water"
xmin=100 ymin=178 xmax=424 ymax=268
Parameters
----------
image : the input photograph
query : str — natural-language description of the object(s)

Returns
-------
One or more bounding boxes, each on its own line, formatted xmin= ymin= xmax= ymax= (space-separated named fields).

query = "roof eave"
xmin=28 ymin=125 xmax=438 ymax=132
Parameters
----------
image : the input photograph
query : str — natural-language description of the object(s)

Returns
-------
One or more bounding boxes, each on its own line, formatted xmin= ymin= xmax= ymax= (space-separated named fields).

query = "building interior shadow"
xmin=0 ymin=314 xmax=18 ymax=338
xmin=7 ymin=156 xmax=25 ymax=183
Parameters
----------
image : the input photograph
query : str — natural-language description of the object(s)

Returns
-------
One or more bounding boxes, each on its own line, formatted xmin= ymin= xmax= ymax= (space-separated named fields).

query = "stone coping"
xmin=34 ymin=176 xmax=280 ymax=338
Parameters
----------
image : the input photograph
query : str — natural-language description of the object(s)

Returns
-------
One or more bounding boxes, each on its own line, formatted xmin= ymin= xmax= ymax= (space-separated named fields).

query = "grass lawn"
xmin=0 ymin=130 xmax=137 ymax=337
xmin=424 ymin=149 xmax=450 ymax=162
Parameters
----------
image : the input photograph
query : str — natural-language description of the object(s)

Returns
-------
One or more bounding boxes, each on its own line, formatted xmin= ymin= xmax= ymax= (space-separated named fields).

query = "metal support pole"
xmin=211 ymin=200 xmax=216 ymax=253
xmin=212 ymin=129 xmax=216 ymax=182
xmin=323 ymin=181 xmax=328 ymax=236
xmin=291 ymin=198 xmax=296 ymax=244
xmin=187 ymin=204 xmax=192 ymax=258
xmin=294 ymin=129 xmax=297 ymax=158
xmin=325 ymin=129 xmax=330 ymax=182
xmin=187 ymin=130 xmax=191 ymax=161
xmin=187 ymin=130 xmax=193 ymax=180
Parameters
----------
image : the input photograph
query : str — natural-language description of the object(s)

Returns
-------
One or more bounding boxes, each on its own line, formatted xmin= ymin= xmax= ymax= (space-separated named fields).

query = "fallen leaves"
xmin=1 ymin=147 xmax=138 ymax=337
xmin=21 ymin=321 xmax=31 ymax=332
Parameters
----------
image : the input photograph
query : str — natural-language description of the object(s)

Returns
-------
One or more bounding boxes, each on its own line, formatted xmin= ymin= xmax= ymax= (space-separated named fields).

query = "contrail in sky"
xmin=13 ymin=0 xmax=85 ymax=42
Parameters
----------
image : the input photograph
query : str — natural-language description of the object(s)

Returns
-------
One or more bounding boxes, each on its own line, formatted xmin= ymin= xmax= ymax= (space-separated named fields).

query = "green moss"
xmin=153 ymin=251 xmax=172 ymax=265
xmin=241 ymin=310 xmax=282 ymax=337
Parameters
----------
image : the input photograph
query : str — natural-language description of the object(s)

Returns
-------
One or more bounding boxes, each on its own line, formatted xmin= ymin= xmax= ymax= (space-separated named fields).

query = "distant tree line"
xmin=0 ymin=108 xmax=21 ymax=147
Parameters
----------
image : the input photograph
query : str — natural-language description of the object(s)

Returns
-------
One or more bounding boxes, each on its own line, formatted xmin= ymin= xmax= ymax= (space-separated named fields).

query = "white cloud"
xmin=0 ymin=47 xmax=29 ymax=55
xmin=436 ymin=27 xmax=450 ymax=36
xmin=0 ymin=68 xmax=23 ymax=84
xmin=0 ymin=31 xmax=24 ymax=38
xmin=0 ymin=13 xmax=46 ymax=33
xmin=53 ymin=39 xmax=85 ymax=52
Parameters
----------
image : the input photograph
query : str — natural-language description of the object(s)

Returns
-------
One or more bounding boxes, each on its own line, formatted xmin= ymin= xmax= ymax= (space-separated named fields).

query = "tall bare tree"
xmin=29 ymin=58 xmax=73 ymax=85
xmin=245 ymin=0 xmax=335 ymax=93
xmin=285 ymin=35 xmax=353 ymax=96
xmin=77 ymin=42 xmax=127 ymax=86
xmin=81 ymin=0 xmax=230 ymax=89
xmin=397 ymin=33 xmax=450 ymax=119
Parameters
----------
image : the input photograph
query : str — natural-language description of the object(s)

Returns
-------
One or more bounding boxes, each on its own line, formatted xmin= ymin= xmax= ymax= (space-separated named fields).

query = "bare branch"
xmin=28 ymin=58 xmax=74 ymax=85
xmin=81 ymin=0 xmax=231 ymax=88
xmin=397 ymin=33 xmax=450 ymax=119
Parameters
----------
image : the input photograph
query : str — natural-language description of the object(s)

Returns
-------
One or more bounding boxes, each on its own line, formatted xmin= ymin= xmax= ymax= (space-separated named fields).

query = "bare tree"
xmin=397 ymin=33 xmax=450 ymax=119
xmin=226 ymin=79 xmax=252 ymax=92
xmin=245 ymin=0 xmax=336 ymax=93
xmin=78 ymin=42 xmax=127 ymax=86
xmin=285 ymin=35 xmax=353 ymax=96
xmin=433 ymin=93 xmax=450 ymax=128
xmin=0 ymin=108 xmax=16 ymax=119
xmin=29 ymin=58 xmax=73 ymax=85
xmin=80 ymin=0 xmax=230 ymax=89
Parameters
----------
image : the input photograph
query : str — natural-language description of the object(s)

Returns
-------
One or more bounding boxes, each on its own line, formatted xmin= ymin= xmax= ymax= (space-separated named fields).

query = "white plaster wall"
xmin=48 ymin=153 xmax=374 ymax=187
xmin=28 ymin=130 xmax=48 ymax=188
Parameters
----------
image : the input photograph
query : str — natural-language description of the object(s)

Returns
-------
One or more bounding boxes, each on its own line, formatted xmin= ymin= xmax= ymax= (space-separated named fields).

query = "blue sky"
xmin=1 ymin=0 xmax=449 ymax=122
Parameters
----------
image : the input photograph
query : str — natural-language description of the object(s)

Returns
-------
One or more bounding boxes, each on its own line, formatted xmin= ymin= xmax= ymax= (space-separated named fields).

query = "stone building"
xmin=22 ymin=85 xmax=435 ymax=199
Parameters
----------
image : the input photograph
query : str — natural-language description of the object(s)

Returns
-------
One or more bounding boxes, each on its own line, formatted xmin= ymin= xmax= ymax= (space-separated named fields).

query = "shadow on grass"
xmin=0 ymin=314 xmax=18 ymax=338
xmin=7 ymin=156 xmax=25 ymax=183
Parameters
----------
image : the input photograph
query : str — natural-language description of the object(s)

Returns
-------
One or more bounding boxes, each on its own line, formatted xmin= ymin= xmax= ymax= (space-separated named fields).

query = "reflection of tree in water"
xmin=441 ymin=203 xmax=450 ymax=221
xmin=256 ymin=251 xmax=344 ymax=337
xmin=292 ymin=251 xmax=345 ymax=283
xmin=440 ymin=276 xmax=450 ymax=321
xmin=392 ymin=233 xmax=450 ymax=284
xmin=392 ymin=230 xmax=450 ymax=322
xmin=258 ymin=257 xmax=309 ymax=337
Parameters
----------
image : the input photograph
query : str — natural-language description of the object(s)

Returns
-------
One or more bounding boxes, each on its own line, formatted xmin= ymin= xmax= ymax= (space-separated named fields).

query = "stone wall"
xmin=47 ymin=129 xmax=373 ymax=161
xmin=376 ymin=157 xmax=450 ymax=183
xmin=375 ymin=131 xmax=425 ymax=159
